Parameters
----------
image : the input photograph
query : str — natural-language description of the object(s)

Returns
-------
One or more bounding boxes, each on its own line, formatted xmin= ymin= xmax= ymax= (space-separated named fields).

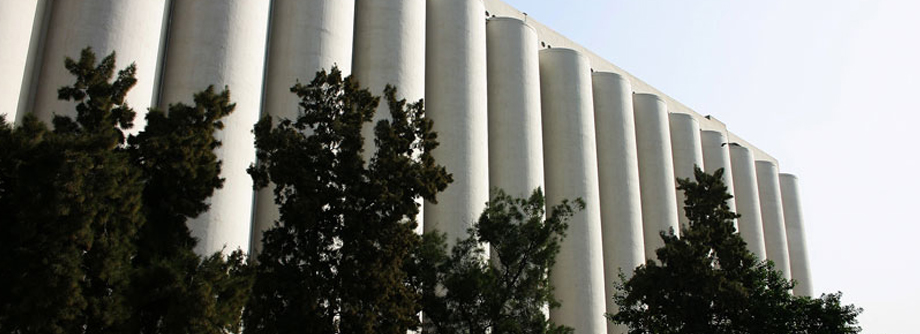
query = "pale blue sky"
xmin=502 ymin=0 xmax=920 ymax=332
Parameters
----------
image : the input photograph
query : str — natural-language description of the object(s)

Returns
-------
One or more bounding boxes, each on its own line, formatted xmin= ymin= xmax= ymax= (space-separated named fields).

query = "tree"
xmin=125 ymin=86 xmax=253 ymax=334
xmin=243 ymin=67 xmax=450 ymax=334
xmin=418 ymin=189 xmax=581 ymax=334
xmin=608 ymin=167 xmax=861 ymax=334
xmin=0 ymin=48 xmax=253 ymax=334
xmin=0 ymin=49 xmax=144 ymax=334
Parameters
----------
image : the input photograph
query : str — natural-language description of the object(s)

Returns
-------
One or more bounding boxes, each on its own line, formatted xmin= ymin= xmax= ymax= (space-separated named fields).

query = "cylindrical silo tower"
xmin=700 ymin=130 xmax=737 ymax=222
xmin=669 ymin=113 xmax=704 ymax=228
xmin=780 ymin=173 xmax=813 ymax=296
xmin=486 ymin=17 xmax=543 ymax=199
xmin=633 ymin=93 xmax=680 ymax=261
xmin=353 ymin=0 xmax=426 ymax=233
xmin=729 ymin=145 xmax=768 ymax=260
xmin=32 ymin=0 xmax=169 ymax=131
xmin=251 ymin=0 xmax=356 ymax=256
xmin=353 ymin=0 xmax=426 ymax=153
xmin=539 ymin=48 xmax=607 ymax=334
xmin=0 ymin=0 xmax=47 ymax=124
xmin=756 ymin=160 xmax=792 ymax=280
xmin=424 ymin=0 xmax=489 ymax=247
xmin=592 ymin=72 xmax=645 ymax=334
xmin=159 ymin=0 xmax=271 ymax=255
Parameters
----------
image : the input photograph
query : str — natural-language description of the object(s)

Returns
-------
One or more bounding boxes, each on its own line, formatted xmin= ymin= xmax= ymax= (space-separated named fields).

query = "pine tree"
xmin=243 ymin=67 xmax=450 ymax=334
xmin=125 ymin=86 xmax=253 ymax=334
xmin=0 ymin=48 xmax=253 ymax=334
xmin=608 ymin=167 xmax=861 ymax=334
xmin=418 ymin=189 xmax=580 ymax=334
xmin=0 ymin=49 xmax=143 ymax=334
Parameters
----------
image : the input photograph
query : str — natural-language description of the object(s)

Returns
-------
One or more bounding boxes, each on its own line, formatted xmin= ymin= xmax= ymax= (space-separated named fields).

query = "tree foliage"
xmin=418 ymin=189 xmax=581 ymax=334
xmin=0 ymin=48 xmax=252 ymax=334
xmin=243 ymin=67 xmax=450 ymax=334
xmin=608 ymin=167 xmax=861 ymax=334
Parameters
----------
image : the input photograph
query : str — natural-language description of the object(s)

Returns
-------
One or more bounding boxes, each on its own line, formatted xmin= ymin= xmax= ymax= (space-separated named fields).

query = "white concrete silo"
xmin=251 ymin=0 xmax=355 ymax=256
xmin=756 ymin=160 xmax=792 ymax=279
xmin=633 ymin=93 xmax=680 ymax=261
xmin=352 ymin=0 xmax=426 ymax=233
xmin=780 ymin=173 xmax=813 ymax=296
xmin=424 ymin=0 xmax=490 ymax=247
xmin=353 ymin=0 xmax=426 ymax=152
xmin=159 ymin=0 xmax=271 ymax=255
xmin=32 ymin=0 xmax=169 ymax=130
xmin=0 ymin=0 xmax=47 ymax=124
xmin=700 ymin=130 xmax=737 ymax=224
xmin=729 ymin=145 xmax=768 ymax=260
xmin=486 ymin=17 xmax=543 ymax=199
xmin=592 ymin=72 xmax=645 ymax=334
xmin=539 ymin=48 xmax=607 ymax=334
xmin=669 ymin=113 xmax=704 ymax=228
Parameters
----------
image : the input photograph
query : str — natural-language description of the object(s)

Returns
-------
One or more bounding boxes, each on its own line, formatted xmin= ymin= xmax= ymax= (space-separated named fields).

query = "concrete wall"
xmin=159 ymin=0 xmax=271 ymax=255
xmin=33 ymin=0 xmax=168 ymax=132
xmin=592 ymin=72 xmax=645 ymax=334
xmin=633 ymin=93 xmax=680 ymax=261
xmin=540 ymin=48 xmax=607 ymax=334
xmin=424 ymin=0 xmax=490 ymax=248
xmin=251 ymin=0 xmax=356 ymax=256
xmin=780 ymin=173 xmax=813 ymax=296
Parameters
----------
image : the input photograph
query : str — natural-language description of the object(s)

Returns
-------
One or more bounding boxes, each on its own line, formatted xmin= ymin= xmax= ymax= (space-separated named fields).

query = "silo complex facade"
xmin=3 ymin=0 xmax=816 ymax=333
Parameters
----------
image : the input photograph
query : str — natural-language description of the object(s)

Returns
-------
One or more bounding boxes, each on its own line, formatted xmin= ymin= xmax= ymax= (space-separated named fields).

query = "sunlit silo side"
xmin=633 ymin=93 xmax=680 ymax=261
xmin=33 ymin=0 xmax=168 ymax=131
xmin=780 ymin=173 xmax=813 ymax=296
xmin=592 ymin=72 xmax=645 ymax=334
xmin=0 ymin=0 xmax=46 ymax=124
xmin=539 ymin=48 xmax=607 ymax=334
xmin=700 ymin=130 xmax=737 ymax=222
xmin=729 ymin=145 xmax=768 ymax=260
xmin=424 ymin=0 xmax=489 ymax=246
xmin=353 ymin=0 xmax=426 ymax=153
xmin=159 ymin=0 xmax=271 ymax=255
xmin=669 ymin=113 xmax=704 ymax=228
xmin=353 ymin=0 xmax=426 ymax=233
xmin=251 ymin=0 xmax=355 ymax=256
xmin=756 ymin=160 xmax=792 ymax=280
xmin=486 ymin=17 xmax=543 ymax=198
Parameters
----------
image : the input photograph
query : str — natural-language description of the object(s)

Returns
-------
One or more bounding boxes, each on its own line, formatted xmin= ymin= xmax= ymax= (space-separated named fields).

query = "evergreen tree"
xmin=418 ymin=189 xmax=580 ymax=334
xmin=0 ymin=48 xmax=253 ymax=334
xmin=0 ymin=49 xmax=143 ymax=334
xmin=243 ymin=67 xmax=450 ymax=334
xmin=608 ymin=167 xmax=861 ymax=334
xmin=125 ymin=86 xmax=253 ymax=334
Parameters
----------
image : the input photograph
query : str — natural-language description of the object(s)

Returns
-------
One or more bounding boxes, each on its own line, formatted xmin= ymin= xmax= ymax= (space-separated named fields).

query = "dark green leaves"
xmin=420 ymin=189 xmax=580 ymax=334
xmin=244 ymin=67 xmax=450 ymax=334
xmin=608 ymin=167 xmax=861 ymax=334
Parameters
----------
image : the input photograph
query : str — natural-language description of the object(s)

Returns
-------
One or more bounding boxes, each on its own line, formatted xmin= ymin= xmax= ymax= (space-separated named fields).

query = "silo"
xmin=780 ymin=173 xmax=813 ymax=296
xmin=159 ymin=0 xmax=271 ymax=255
xmin=729 ymin=145 xmax=768 ymax=260
xmin=539 ymin=48 xmax=607 ymax=334
xmin=424 ymin=0 xmax=489 ymax=247
xmin=756 ymin=160 xmax=792 ymax=279
xmin=486 ymin=17 xmax=543 ymax=199
xmin=33 ymin=0 xmax=169 ymax=130
xmin=0 ymin=0 xmax=47 ymax=124
xmin=668 ymin=113 xmax=704 ymax=228
xmin=251 ymin=0 xmax=356 ymax=256
xmin=633 ymin=93 xmax=680 ymax=261
xmin=592 ymin=72 xmax=644 ymax=334
xmin=353 ymin=0 xmax=426 ymax=233
xmin=700 ymin=130 xmax=737 ymax=222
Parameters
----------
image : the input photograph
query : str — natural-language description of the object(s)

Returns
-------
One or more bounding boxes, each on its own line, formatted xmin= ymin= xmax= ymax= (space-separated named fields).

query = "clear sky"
xmin=501 ymin=0 xmax=920 ymax=333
